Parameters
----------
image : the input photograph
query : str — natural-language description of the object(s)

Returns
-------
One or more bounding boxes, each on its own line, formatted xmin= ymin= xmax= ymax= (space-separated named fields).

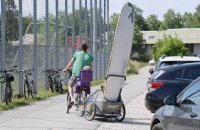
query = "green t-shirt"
xmin=72 ymin=51 xmax=93 ymax=77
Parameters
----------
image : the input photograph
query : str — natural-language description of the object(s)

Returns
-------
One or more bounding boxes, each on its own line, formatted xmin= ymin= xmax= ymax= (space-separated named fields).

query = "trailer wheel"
xmin=115 ymin=104 xmax=126 ymax=122
xmin=84 ymin=101 xmax=96 ymax=121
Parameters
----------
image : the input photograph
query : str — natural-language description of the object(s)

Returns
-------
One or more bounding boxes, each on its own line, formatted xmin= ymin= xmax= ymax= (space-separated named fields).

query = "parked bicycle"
xmin=19 ymin=68 xmax=36 ymax=99
xmin=53 ymin=69 xmax=64 ymax=94
xmin=43 ymin=69 xmax=63 ymax=94
xmin=0 ymin=65 xmax=17 ymax=105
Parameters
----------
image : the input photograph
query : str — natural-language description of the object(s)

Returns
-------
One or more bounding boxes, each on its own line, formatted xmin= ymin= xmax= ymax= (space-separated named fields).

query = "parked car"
xmin=150 ymin=77 xmax=200 ymax=130
xmin=149 ymin=55 xmax=200 ymax=75
xmin=145 ymin=62 xmax=200 ymax=113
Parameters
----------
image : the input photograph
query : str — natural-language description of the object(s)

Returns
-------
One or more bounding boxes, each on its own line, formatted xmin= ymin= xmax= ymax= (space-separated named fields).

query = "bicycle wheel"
xmin=5 ymin=84 xmax=12 ymax=105
xmin=28 ymin=81 xmax=34 ymax=98
xmin=66 ymin=92 xmax=71 ymax=113
xmin=76 ymin=93 xmax=84 ymax=117
xmin=115 ymin=104 xmax=126 ymax=122
xmin=30 ymin=80 xmax=36 ymax=97
xmin=59 ymin=81 xmax=63 ymax=94
xmin=24 ymin=82 xmax=29 ymax=99
xmin=84 ymin=101 xmax=96 ymax=121
xmin=48 ymin=78 xmax=54 ymax=92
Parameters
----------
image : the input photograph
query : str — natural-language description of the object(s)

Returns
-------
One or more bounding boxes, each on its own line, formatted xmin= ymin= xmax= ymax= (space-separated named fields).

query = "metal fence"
xmin=0 ymin=0 xmax=111 ymax=101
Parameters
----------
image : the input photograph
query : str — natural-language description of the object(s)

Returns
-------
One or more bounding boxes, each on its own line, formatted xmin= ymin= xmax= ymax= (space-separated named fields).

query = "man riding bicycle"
xmin=63 ymin=42 xmax=93 ymax=105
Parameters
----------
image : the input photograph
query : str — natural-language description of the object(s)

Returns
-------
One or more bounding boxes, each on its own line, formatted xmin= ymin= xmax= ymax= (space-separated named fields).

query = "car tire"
xmin=152 ymin=123 xmax=163 ymax=130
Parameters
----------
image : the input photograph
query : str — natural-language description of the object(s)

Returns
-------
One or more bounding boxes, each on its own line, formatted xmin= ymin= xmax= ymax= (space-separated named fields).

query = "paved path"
xmin=97 ymin=92 xmax=153 ymax=130
xmin=0 ymin=66 xmax=153 ymax=130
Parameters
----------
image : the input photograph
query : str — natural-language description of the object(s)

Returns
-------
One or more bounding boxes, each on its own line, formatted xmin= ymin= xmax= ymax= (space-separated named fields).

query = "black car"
xmin=145 ymin=62 xmax=200 ymax=113
xmin=151 ymin=77 xmax=200 ymax=130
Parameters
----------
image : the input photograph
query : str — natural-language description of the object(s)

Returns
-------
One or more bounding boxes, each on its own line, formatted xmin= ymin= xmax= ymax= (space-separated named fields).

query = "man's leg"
xmin=68 ymin=76 xmax=77 ymax=103
xmin=68 ymin=86 xmax=74 ymax=102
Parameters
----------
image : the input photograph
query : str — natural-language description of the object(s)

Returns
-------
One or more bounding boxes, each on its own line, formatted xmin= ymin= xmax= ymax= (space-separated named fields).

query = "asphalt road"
xmin=0 ymin=66 xmax=152 ymax=130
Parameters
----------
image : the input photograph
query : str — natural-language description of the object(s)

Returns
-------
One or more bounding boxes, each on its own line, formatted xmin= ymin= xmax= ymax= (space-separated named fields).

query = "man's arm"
xmin=63 ymin=58 xmax=74 ymax=72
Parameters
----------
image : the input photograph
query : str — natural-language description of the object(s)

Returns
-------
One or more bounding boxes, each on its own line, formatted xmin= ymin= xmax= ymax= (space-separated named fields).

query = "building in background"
xmin=142 ymin=28 xmax=200 ymax=56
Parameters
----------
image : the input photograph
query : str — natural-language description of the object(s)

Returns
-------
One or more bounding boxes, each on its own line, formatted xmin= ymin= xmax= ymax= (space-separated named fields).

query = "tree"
xmin=163 ymin=9 xmax=183 ymax=29
xmin=133 ymin=5 xmax=148 ymax=31
xmin=132 ymin=26 xmax=145 ymax=55
xmin=152 ymin=35 xmax=191 ymax=61
xmin=147 ymin=14 xmax=161 ymax=30
xmin=193 ymin=5 xmax=200 ymax=27
xmin=22 ymin=15 xmax=33 ymax=35
xmin=5 ymin=0 xmax=19 ymax=43
xmin=182 ymin=12 xmax=195 ymax=28
xmin=110 ymin=13 xmax=119 ymax=30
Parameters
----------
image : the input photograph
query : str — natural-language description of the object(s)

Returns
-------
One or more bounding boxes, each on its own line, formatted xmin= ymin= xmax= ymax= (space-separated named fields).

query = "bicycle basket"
xmin=7 ymin=75 xmax=14 ymax=81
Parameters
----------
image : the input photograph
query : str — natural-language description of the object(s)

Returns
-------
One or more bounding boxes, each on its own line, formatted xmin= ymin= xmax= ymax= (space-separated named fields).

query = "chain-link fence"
xmin=0 ymin=0 xmax=111 ymax=102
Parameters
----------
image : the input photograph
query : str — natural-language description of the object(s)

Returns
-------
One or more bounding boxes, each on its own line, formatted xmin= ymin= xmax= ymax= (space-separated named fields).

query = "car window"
xmin=149 ymin=70 xmax=164 ymax=80
xmin=179 ymin=80 xmax=200 ymax=104
xmin=191 ymin=67 xmax=200 ymax=80
xmin=182 ymin=68 xmax=192 ymax=80
xmin=157 ymin=70 xmax=182 ymax=80
xmin=181 ymin=90 xmax=200 ymax=105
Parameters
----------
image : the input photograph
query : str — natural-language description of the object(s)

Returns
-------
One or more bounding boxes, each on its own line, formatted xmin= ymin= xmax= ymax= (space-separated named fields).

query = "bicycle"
xmin=75 ymin=70 xmax=93 ymax=116
xmin=43 ymin=69 xmax=54 ymax=93
xmin=52 ymin=69 xmax=64 ymax=94
xmin=19 ymin=68 xmax=36 ymax=99
xmin=0 ymin=65 xmax=17 ymax=105
xmin=66 ymin=69 xmax=93 ymax=116
xmin=44 ymin=69 xmax=63 ymax=94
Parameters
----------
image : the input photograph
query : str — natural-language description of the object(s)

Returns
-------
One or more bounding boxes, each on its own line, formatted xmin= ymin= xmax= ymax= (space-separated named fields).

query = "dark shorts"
xmin=68 ymin=76 xmax=77 ymax=88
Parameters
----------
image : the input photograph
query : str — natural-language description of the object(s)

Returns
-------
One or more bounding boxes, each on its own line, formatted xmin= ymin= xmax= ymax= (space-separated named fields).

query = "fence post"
xmin=72 ymin=0 xmax=75 ymax=54
xmin=103 ymin=0 xmax=106 ymax=77
xmin=45 ymin=0 xmax=50 ymax=90
xmin=18 ymin=0 xmax=24 ymax=96
xmin=1 ymin=0 xmax=6 ymax=102
xmin=33 ymin=0 xmax=38 ymax=93
xmin=55 ymin=0 xmax=59 ymax=70
xmin=90 ymin=0 xmax=93 ymax=56
xmin=79 ymin=0 xmax=82 ymax=48
xmin=99 ymin=0 xmax=103 ymax=79
xmin=84 ymin=0 xmax=88 ymax=43
xmin=106 ymin=0 xmax=110 ymax=70
xmin=93 ymin=0 xmax=98 ymax=80
xmin=64 ymin=0 xmax=68 ymax=84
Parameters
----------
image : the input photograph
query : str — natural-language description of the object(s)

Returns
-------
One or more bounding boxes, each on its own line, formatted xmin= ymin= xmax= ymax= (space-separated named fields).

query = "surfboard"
xmin=105 ymin=2 xmax=134 ymax=102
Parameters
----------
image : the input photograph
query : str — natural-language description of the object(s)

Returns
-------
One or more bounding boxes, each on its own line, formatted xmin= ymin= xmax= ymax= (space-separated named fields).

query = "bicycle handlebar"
xmin=42 ymin=69 xmax=54 ymax=73
xmin=66 ymin=70 xmax=72 ymax=79
xmin=18 ymin=68 xmax=34 ymax=73
xmin=0 ymin=65 xmax=18 ymax=73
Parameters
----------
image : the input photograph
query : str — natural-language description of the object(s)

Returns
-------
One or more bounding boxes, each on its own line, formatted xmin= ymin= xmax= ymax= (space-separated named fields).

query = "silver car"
xmin=151 ymin=77 xmax=200 ymax=130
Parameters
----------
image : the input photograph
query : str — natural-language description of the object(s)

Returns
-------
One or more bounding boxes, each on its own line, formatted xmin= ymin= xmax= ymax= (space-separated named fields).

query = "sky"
xmin=112 ymin=0 xmax=200 ymax=20
xmin=2 ymin=0 xmax=200 ymax=20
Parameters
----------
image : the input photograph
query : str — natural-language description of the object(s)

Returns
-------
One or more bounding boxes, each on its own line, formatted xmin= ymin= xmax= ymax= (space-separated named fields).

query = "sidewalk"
xmin=0 ymin=66 xmax=153 ymax=130
xmin=97 ymin=91 xmax=153 ymax=130
xmin=0 ymin=91 xmax=153 ymax=130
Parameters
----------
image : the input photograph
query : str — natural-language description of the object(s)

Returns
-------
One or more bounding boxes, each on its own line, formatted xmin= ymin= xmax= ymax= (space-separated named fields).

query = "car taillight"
xmin=147 ymin=82 xmax=165 ymax=92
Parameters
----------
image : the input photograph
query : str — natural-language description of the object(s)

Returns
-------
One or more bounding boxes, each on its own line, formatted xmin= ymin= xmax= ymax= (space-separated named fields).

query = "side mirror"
xmin=149 ymin=68 xmax=154 ymax=75
xmin=164 ymin=94 xmax=179 ymax=106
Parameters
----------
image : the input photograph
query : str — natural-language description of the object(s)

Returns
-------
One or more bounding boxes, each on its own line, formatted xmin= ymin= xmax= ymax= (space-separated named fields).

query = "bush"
xmin=153 ymin=34 xmax=191 ymax=61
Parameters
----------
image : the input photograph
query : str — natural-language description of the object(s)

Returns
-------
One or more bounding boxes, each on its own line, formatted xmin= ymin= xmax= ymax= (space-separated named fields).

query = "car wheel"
xmin=152 ymin=123 xmax=163 ymax=130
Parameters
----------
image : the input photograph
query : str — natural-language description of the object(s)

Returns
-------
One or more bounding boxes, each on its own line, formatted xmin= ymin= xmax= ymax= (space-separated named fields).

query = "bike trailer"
xmin=83 ymin=2 xmax=134 ymax=122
